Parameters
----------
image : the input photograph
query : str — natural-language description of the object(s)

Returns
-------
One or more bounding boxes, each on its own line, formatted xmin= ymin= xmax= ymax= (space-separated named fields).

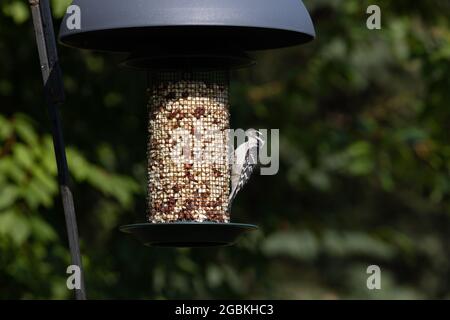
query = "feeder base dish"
xmin=120 ymin=222 xmax=257 ymax=247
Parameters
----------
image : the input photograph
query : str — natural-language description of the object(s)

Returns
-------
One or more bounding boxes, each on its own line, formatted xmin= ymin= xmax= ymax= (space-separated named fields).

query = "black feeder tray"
xmin=59 ymin=0 xmax=315 ymax=247
xmin=120 ymin=222 xmax=258 ymax=247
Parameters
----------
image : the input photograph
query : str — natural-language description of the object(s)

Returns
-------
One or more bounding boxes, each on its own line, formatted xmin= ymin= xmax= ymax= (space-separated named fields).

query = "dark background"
xmin=0 ymin=0 xmax=449 ymax=299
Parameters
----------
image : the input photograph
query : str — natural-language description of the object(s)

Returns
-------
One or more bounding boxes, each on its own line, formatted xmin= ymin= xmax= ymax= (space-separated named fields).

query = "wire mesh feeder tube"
xmin=147 ymin=71 xmax=230 ymax=223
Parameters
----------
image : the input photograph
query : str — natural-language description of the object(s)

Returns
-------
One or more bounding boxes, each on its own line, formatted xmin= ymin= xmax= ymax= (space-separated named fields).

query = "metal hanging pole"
xmin=29 ymin=0 xmax=86 ymax=300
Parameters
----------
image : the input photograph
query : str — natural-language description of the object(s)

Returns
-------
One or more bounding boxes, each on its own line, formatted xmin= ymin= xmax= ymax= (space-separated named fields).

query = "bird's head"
xmin=246 ymin=129 xmax=265 ymax=147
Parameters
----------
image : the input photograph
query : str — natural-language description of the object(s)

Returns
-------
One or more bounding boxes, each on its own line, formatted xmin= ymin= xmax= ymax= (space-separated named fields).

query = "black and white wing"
xmin=229 ymin=129 xmax=265 ymax=207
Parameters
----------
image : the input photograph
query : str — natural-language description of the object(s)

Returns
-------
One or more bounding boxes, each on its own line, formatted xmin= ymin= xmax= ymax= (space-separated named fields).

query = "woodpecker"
xmin=229 ymin=129 xmax=265 ymax=208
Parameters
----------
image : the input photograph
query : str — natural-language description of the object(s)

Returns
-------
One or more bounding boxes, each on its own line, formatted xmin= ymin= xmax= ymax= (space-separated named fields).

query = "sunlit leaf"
xmin=2 ymin=1 xmax=29 ymax=24
xmin=0 ymin=185 xmax=19 ymax=210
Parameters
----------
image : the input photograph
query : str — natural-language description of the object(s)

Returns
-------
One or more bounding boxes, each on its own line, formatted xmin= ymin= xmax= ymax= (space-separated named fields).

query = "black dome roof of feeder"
xmin=59 ymin=0 xmax=315 ymax=52
xmin=59 ymin=0 xmax=315 ymax=247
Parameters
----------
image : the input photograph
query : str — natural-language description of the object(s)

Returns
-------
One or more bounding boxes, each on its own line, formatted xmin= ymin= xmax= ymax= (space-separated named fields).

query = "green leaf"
xmin=14 ymin=115 xmax=38 ymax=146
xmin=206 ymin=265 xmax=224 ymax=288
xmin=51 ymin=0 xmax=72 ymax=18
xmin=0 ymin=185 xmax=19 ymax=210
xmin=66 ymin=148 xmax=90 ymax=181
xmin=307 ymin=170 xmax=331 ymax=191
xmin=27 ymin=179 xmax=54 ymax=208
xmin=347 ymin=159 xmax=374 ymax=176
xmin=344 ymin=141 xmax=374 ymax=175
xmin=29 ymin=216 xmax=57 ymax=242
xmin=262 ymin=231 xmax=319 ymax=260
xmin=12 ymin=143 xmax=35 ymax=170
xmin=0 ymin=114 xmax=13 ymax=139
xmin=346 ymin=141 xmax=372 ymax=158
xmin=40 ymin=137 xmax=58 ymax=175
xmin=4 ymin=158 xmax=27 ymax=184
xmin=0 ymin=210 xmax=31 ymax=245
xmin=322 ymin=230 xmax=395 ymax=259
xmin=30 ymin=166 xmax=58 ymax=195
xmin=2 ymin=1 xmax=30 ymax=24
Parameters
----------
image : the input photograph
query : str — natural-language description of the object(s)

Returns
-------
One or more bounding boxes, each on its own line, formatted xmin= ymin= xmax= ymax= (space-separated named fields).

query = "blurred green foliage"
xmin=0 ymin=0 xmax=449 ymax=299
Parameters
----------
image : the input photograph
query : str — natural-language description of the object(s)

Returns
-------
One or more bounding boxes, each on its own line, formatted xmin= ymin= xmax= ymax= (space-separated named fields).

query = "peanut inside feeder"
xmin=147 ymin=71 xmax=230 ymax=223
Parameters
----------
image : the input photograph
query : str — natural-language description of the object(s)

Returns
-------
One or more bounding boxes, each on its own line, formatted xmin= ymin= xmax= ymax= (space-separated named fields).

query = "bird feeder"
xmin=59 ymin=0 xmax=315 ymax=247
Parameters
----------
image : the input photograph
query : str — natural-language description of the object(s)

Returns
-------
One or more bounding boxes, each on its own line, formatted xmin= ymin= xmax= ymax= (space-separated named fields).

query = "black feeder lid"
xmin=59 ymin=0 xmax=315 ymax=52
